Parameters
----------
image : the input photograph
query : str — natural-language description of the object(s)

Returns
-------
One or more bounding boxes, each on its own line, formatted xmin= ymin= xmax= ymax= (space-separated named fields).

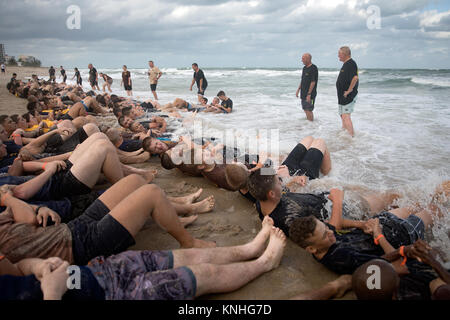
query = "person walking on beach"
xmin=72 ymin=67 xmax=82 ymax=86
xmin=336 ymin=46 xmax=358 ymax=137
xmin=88 ymin=63 xmax=100 ymax=91
xmin=190 ymin=63 xmax=208 ymax=103
xmin=1 ymin=63 xmax=5 ymax=75
xmin=148 ymin=60 xmax=162 ymax=100
xmin=60 ymin=66 xmax=67 ymax=84
xmin=296 ymin=53 xmax=318 ymax=121
xmin=99 ymin=72 xmax=113 ymax=93
xmin=49 ymin=66 xmax=56 ymax=83
xmin=121 ymin=65 xmax=133 ymax=96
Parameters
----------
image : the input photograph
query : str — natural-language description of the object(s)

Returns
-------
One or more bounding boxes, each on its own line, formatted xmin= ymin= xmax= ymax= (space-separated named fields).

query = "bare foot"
xmin=189 ymin=196 xmax=215 ymax=214
xmin=170 ymin=189 xmax=203 ymax=204
xmin=179 ymin=215 xmax=198 ymax=228
xmin=244 ymin=216 xmax=274 ymax=258
xmin=258 ymin=227 xmax=286 ymax=272
xmin=330 ymin=274 xmax=352 ymax=298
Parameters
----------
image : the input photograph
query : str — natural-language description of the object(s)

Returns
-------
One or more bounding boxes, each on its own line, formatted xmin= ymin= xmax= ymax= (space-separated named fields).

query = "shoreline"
xmin=0 ymin=66 xmax=354 ymax=300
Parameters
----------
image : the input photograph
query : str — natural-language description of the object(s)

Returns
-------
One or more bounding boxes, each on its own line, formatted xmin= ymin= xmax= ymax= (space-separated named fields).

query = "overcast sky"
xmin=1 ymin=0 xmax=449 ymax=69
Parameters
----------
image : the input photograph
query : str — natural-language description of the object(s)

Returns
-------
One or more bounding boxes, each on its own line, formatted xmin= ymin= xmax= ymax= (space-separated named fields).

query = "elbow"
xmin=12 ymin=186 xmax=29 ymax=200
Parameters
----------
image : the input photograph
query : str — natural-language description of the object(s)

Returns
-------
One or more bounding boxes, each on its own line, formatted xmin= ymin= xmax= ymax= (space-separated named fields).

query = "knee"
xmin=125 ymin=174 xmax=146 ymax=187
xmin=83 ymin=123 xmax=100 ymax=136
xmin=142 ymin=183 xmax=165 ymax=198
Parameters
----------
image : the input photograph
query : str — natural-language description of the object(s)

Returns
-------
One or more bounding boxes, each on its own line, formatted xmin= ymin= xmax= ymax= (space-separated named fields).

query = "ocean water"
xmin=70 ymin=67 xmax=450 ymax=261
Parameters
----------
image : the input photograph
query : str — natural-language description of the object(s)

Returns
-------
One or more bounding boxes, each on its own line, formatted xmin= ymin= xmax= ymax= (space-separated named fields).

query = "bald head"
xmin=302 ymin=53 xmax=312 ymax=66
xmin=352 ymin=259 xmax=399 ymax=300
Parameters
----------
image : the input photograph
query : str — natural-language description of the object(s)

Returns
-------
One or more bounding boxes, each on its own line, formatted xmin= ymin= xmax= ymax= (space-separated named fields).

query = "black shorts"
xmin=68 ymin=199 xmax=136 ymax=265
xmin=197 ymin=86 xmax=207 ymax=95
xmin=90 ymin=79 xmax=98 ymax=87
xmin=77 ymin=79 xmax=82 ymax=85
xmin=51 ymin=162 xmax=92 ymax=199
xmin=282 ymin=143 xmax=324 ymax=179
xmin=301 ymin=98 xmax=315 ymax=111
xmin=150 ymin=84 xmax=157 ymax=91
xmin=376 ymin=211 xmax=425 ymax=247
xmin=124 ymin=84 xmax=132 ymax=91
xmin=58 ymin=113 xmax=73 ymax=121
xmin=141 ymin=102 xmax=154 ymax=110
xmin=58 ymin=128 xmax=89 ymax=154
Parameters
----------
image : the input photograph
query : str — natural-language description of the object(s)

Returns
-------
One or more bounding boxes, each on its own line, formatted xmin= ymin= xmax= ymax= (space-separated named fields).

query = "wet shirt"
xmin=0 ymin=210 xmax=73 ymax=264
xmin=194 ymin=69 xmax=208 ymax=89
xmin=300 ymin=64 xmax=318 ymax=99
xmin=75 ymin=71 xmax=81 ymax=81
xmin=221 ymin=99 xmax=233 ymax=113
xmin=89 ymin=67 xmax=98 ymax=81
xmin=60 ymin=69 xmax=66 ymax=77
xmin=122 ymin=71 xmax=131 ymax=84
xmin=49 ymin=68 xmax=55 ymax=76
xmin=256 ymin=192 xmax=329 ymax=236
xmin=336 ymin=58 xmax=358 ymax=105
xmin=149 ymin=67 xmax=161 ymax=84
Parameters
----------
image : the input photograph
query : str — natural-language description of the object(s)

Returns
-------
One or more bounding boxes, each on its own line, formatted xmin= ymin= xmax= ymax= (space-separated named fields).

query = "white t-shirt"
xmin=1 ymin=64 xmax=5 ymax=70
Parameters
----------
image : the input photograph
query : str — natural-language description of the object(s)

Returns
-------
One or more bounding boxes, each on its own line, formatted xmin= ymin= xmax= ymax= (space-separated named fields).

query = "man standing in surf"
xmin=296 ymin=53 xmax=318 ymax=121
xmin=148 ymin=60 xmax=162 ymax=100
xmin=190 ymin=63 xmax=208 ymax=103
xmin=336 ymin=46 xmax=358 ymax=137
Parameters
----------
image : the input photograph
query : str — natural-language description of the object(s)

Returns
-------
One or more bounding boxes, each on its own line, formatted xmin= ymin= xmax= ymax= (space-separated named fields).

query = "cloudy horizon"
xmin=1 ymin=0 xmax=450 ymax=69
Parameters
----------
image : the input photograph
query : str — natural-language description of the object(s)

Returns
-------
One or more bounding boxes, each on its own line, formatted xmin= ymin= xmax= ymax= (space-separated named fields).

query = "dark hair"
xmin=96 ymin=95 xmax=106 ymax=106
xmin=142 ymin=137 xmax=152 ymax=152
xmin=10 ymin=114 xmax=20 ymax=123
xmin=112 ymin=107 xmax=122 ymax=118
xmin=12 ymin=73 xmax=17 ymax=76
xmin=247 ymin=168 xmax=277 ymax=201
xmin=121 ymin=106 xmax=132 ymax=117
xmin=118 ymin=116 xmax=127 ymax=127
xmin=192 ymin=63 xmax=198 ymax=67
xmin=86 ymin=90 xmax=96 ymax=97
xmin=26 ymin=101 xmax=37 ymax=113
xmin=289 ymin=216 xmax=318 ymax=248
xmin=161 ymin=152 xmax=176 ymax=170
xmin=217 ymin=91 xmax=226 ymax=97
xmin=202 ymin=97 xmax=208 ymax=103
xmin=0 ymin=115 xmax=10 ymax=126
xmin=22 ymin=113 xmax=32 ymax=123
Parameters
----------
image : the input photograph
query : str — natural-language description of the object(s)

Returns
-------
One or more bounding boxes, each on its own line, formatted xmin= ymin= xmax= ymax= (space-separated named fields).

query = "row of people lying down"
xmin=0 ymin=129 xmax=448 ymax=300
xmin=144 ymin=133 xmax=450 ymax=300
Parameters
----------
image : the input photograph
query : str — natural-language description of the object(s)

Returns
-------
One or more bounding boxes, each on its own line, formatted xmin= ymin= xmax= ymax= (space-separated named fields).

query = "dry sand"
xmin=0 ymin=66 xmax=355 ymax=300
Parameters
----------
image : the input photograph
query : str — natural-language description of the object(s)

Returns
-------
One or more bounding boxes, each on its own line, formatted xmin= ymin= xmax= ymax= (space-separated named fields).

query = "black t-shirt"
xmin=194 ymin=69 xmax=208 ymax=89
xmin=89 ymin=67 xmax=98 ymax=81
xmin=396 ymin=259 xmax=441 ymax=300
xmin=317 ymin=212 xmax=418 ymax=275
xmin=300 ymin=64 xmax=318 ymax=99
xmin=221 ymin=99 xmax=233 ymax=113
xmin=49 ymin=68 xmax=55 ymax=76
xmin=256 ymin=192 xmax=329 ymax=235
xmin=336 ymin=58 xmax=358 ymax=105
xmin=75 ymin=71 xmax=81 ymax=80
xmin=61 ymin=69 xmax=66 ymax=76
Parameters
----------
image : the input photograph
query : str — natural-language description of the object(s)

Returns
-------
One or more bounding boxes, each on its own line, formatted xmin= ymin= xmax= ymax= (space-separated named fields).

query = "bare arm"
xmin=345 ymin=76 xmax=359 ymax=95
xmin=2 ymin=193 xmax=38 ymax=225
xmin=326 ymin=189 xmax=344 ymax=229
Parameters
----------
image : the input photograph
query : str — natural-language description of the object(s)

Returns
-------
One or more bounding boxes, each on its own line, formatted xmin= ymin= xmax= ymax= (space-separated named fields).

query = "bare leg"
xmin=68 ymin=103 xmax=87 ymax=119
xmin=168 ymin=189 xmax=203 ymax=204
xmin=173 ymin=216 xmax=274 ymax=267
xmin=310 ymin=138 xmax=332 ymax=175
xmin=106 ymin=184 xmax=216 ymax=248
xmin=189 ymin=227 xmax=286 ymax=297
xmin=290 ymin=275 xmax=352 ymax=300
xmin=305 ymin=110 xmax=314 ymax=121
xmin=300 ymin=136 xmax=314 ymax=149
xmin=342 ymin=114 xmax=354 ymax=137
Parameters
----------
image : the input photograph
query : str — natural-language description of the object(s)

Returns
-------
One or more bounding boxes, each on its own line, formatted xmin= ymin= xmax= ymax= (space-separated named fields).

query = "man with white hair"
xmin=296 ymin=53 xmax=318 ymax=121
xmin=336 ymin=46 xmax=359 ymax=137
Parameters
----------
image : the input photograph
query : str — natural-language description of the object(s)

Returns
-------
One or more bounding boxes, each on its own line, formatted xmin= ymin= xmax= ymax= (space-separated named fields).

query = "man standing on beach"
xmin=60 ymin=66 xmax=67 ymax=84
xmin=148 ymin=61 xmax=162 ymax=100
xmin=1 ymin=63 xmax=5 ymax=75
xmin=336 ymin=46 xmax=358 ymax=137
xmin=49 ymin=66 xmax=56 ymax=83
xmin=190 ymin=63 xmax=208 ymax=102
xmin=296 ymin=53 xmax=318 ymax=121
xmin=88 ymin=63 xmax=100 ymax=91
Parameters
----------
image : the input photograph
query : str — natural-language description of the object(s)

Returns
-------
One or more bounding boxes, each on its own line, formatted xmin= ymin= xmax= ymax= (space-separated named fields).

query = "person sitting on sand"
xmin=288 ymin=182 xmax=449 ymax=275
xmin=0 ymin=174 xmax=217 ymax=268
xmin=351 ymin=241 xmax=450 ymax=300
xmin=0 ymin=216 xmax=286 ymax=300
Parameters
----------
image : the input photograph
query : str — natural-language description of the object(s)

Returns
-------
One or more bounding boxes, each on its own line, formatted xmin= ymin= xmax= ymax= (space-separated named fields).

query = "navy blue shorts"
xmin=68 ymin=199 xmax=136 ymax=265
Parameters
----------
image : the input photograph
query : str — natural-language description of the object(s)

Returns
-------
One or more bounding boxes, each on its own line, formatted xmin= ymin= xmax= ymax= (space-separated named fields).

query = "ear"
xmin=305 ymin=245 xmax=317 ymax=255
xmin=267 ymin=190 xmax=276 ymax=200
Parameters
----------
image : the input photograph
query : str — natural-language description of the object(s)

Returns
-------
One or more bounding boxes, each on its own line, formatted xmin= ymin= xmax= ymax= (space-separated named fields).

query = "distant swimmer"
xmin=121 ymin=65 xmax=133 ymax=96
xmin=296 ymin=53 xmax=318 ymax=121
xmin=88 ymin=63 xmax=100 ymax=91
xmin=60 ymin=66 xmax=67 ymax=83
xmin=190 ymin=63 xmax=208 ymax=102
xmin=148 ymin=60 xmax=162 ymax=100
xmin=99 ymin=72 xmax=113 ymax=93
xmin=336 ymin=46 xmax=359 ymax=137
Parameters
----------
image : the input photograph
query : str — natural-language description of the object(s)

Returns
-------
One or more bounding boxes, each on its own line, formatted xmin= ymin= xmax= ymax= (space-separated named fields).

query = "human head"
xmin=149 ymin=61 xmax=154 ymax=68
xmin=74 ymin=67 xmax=79 ymax=72
xmin=96 ymin=94 xmax=106 ymax=106
xmin=10 ymin=114 xmax=27 ymax=129
xmin=0 ymin=115 xmax=17 ymax=134
xmin=121 ymin=106 xmax=133 ymax=118
xmin=339 ymin=46 xmax=351 ymax=62
xmin=302 ymin=53 xmax=312 ymax=66
xmin=160 ymin=151 xmax=177 ymax=170
xmin=289 ymin=217 xmax=336 ymax=255
xmin=123 ymin=65 xmax=127 ymax=71
xmin=352 ymin=259 xmax=399 ymax=300
xmin=192 ymin=63 xmax=199 ymax=72
xmin=247 ymin=168 xmax=281 ymax=202
xmin=143 ymin=137 xmax=169 ymax=155
xmin=129 ymin=121 xmax=144 ymax=133
xmin=201 ymin=97 xmax=208 ymax=105
xmin=217 ymin=91 xmax=226 ymax=99
xmin=12 ymin=73 xmax=17 ymax=78
xmin=22 ymin=112 xmax=38 ymax=126
xmin=88 ymin=64 xmax=93 ymax=69
xmin=118 ymin=115 xmax=133 ymax=128
xmin=212 ymin=97 xmax=220 ymax=105
xmin=225 ymin=163 xmax=250 ymax=191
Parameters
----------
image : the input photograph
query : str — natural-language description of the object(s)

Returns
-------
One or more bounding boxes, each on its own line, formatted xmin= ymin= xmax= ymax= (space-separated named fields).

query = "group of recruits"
xmin=0 ymin=58 xmax=449 ymax=300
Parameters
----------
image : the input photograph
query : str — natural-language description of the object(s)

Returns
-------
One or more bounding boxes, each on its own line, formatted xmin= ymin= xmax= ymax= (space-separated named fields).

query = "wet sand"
xmin=0 ymin=66 xmax=355 ymax=300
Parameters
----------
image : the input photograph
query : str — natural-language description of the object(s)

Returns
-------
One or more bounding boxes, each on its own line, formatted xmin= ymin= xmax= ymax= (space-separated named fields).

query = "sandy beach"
xmin=0 ymin=66 xmax=355 ymax=300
